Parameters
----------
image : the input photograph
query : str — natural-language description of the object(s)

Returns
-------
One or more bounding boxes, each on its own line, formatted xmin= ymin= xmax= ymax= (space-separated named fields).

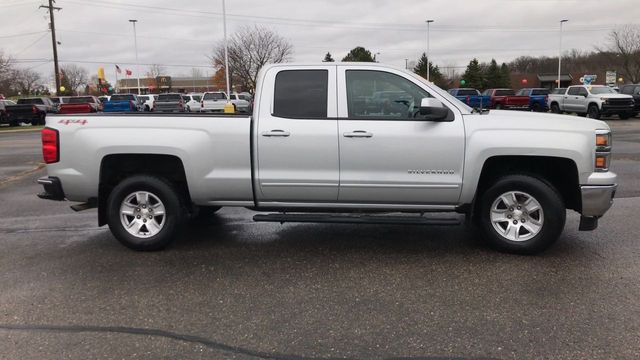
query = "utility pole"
xmin=129 ymin=19 xmax=141 ymax=95
xmin=40 ymin=0 xmax=61 ymax=93
xmin=557 ymin=19 xmax=568 ymax=89
xmin=426 ymin=19 xmax=434 ymax=81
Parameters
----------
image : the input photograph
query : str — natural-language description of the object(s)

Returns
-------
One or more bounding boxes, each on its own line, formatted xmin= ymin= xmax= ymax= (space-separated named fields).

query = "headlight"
xmin=600 ymin=97 xmax=609 ymax=104
xmin=595 ymin=130 xmax=612 ymax=172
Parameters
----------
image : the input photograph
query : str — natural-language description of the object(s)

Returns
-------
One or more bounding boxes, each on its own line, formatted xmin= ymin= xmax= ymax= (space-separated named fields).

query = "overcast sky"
xmin=1 ymin=0 xmax=637 ymax=86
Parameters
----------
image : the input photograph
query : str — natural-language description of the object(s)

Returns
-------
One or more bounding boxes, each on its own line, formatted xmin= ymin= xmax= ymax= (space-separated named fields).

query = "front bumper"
xmin=581 ymin=184 xmax=616 ymax=217
xmin=37 ymin=176 xmax=65 ymax=201
xmin=601 ymin=104 xmax=635 ymax=115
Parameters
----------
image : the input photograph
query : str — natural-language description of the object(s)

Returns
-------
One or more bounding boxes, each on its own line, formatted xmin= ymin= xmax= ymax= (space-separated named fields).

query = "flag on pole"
xmin=115 ymin=65 xmax=122 ymax=74
xmin=125 ymin=69 xmax=132 ymax=76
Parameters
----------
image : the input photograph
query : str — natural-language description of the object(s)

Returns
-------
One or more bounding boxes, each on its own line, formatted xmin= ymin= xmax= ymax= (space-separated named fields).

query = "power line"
xmin=0 ymin=31 xmax=48 ymax=39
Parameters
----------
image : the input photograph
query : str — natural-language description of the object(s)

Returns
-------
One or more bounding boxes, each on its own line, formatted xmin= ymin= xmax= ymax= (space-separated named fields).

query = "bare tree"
xmin=14 ymin=68 xmax=42 ymax=95
xmin=607 ymin=25 xmax=640 ymax=83
xmin=210 ymin=25 xmax=293 ymax=91
xmin=60 ymin=64 xmax=88 ymax=95
xmin=0 ymin=50 xmax=15 ymax=95
xmin=146 ymin=64 xmax=166 ymax=90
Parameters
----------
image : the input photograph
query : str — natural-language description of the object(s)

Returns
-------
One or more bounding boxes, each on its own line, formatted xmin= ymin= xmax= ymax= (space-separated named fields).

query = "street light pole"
xmin=557 ymin=19 xmax=568 ymax=89
xmin=222 ymin=0 xmax=233 ymax=112
xmin=129 ymin=19 xmax=141 ymax=95
xmin=426 ymin=19 xmax=434 ymax=81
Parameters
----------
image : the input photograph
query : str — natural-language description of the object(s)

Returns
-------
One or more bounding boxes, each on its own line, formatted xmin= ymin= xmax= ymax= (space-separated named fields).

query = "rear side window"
xmin=458 ymin=89 xmax=479 ymax=96
xmin=495 ymin=89 xmax=515 ymax=96
xmin=18 ymin=98 xmax=44 ymax=105
xmin=273 ymin=70 xmax=328 ymax=118
xmin=531 ymin=89 xmax=549 ymax=96
xmin=158 ymin=94 xmax=182 ymax=101
xmin=567 ymin=87 xmax=580 ymax=95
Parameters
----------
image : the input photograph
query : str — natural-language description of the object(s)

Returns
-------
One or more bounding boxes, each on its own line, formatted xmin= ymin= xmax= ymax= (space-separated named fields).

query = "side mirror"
xmin=419 ymin=98 xmax=450 ymax=121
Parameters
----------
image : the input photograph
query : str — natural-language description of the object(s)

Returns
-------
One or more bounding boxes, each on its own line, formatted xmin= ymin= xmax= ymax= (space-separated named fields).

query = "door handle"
xmin=343 ymin=130 xmax=373 ymax=138
xmin=262 ymin=129 xmax=290 ymax=137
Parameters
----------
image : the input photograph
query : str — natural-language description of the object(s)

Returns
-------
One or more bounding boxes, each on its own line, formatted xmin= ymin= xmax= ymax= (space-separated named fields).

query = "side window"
xmin=273 ymin=70 xmax=328 ymax=118
xmin=579 ymin=88 xmax=589 ymax=96
xmin=567 ymin=87 xmax=580 ymax=96
xmin=621 ymin=86 xmax=632 ymax=95
xmin=345 ymin=70 xmax=432 ymax=119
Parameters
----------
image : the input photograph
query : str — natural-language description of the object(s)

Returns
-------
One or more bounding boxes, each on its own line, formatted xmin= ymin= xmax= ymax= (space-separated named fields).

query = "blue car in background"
xmin=447 ymin=88 xmax=491 ymax=109
xmin=103 ymin=94 xmax=142 ymax=112
xmin=516 ymin=88 xmax=550 ymax=112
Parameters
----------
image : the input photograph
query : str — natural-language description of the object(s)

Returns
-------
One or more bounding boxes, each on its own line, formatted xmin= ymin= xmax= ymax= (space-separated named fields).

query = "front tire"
xmin=477 ymin=175 xmax=565 ymax=254
xmin=619 ymin=113 xmax=631 ymax=120
xmin=107 ymin=175 xmax=184 ymax=251
xmin=587 ymin=104 xmax=601 ymax=119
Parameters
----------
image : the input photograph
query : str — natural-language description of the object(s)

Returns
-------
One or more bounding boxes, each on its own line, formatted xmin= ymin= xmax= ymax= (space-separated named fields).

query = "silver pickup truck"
xmin=37 ymin=63 xmax=617 ymax=254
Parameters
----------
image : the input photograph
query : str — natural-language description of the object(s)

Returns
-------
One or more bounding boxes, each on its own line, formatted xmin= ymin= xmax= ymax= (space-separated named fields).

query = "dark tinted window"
xmin=274 ymin=70 xmax=327 ymax=118
xmin=458 ymin=89 xmax=479 ymax=96
xmin=531 ymin=89 xmax=549 ymax=96
xmin=18 ymin=98 xmax=44 ymax=105
xmin=110 ymin=95 xmax=135 ymax=101
xmin=68 ymin=97 xmax=94 ymax=103
xmin=567 ymin=87 xmax=581 ymax=95
xmin=621 ymin=85 xmax=638 ymax=95
xmin=158 ymin=94 xmax=182 ymax=101
xmin=495 ymin=89 xmax=515 ymax=96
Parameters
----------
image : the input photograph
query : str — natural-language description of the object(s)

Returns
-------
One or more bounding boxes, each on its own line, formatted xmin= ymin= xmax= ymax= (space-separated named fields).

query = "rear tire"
xmin=532 ymin=103 xmax=541 ymax=112
xmin=477 ymin=174 xmax=565 ymax=255
xmin=107 ymin=175 xmax=184 ymax=251
xmin=550 ymin=103 xmax=561 ymax=114
xmin=495 ymin=104 xmax=502 ymax=110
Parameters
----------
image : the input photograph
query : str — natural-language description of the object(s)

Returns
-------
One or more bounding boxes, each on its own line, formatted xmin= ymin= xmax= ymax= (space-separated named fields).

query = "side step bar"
xmin=253 ymin=213 xmax=462 ymax=226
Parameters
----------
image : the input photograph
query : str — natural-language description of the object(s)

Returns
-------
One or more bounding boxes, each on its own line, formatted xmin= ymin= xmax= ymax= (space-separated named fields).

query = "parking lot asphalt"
xmin=1 ymin=119 xmax=639 ymax=359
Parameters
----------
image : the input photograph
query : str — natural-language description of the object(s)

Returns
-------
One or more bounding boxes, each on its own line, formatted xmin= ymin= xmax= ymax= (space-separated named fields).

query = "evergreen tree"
xmin=500 ymin=63 xmax=512 ymax=87
xmin=342 ymin=47 xmax=376 ymax=62
xmin=413 ymin=52 xmax=445 ymax=88
xmin=322 ymin=52 xmax=335 ymax=62
xmin=484 ymin=59 xmax=502 ymax=89
xmin=462 ymin=58 xmax=484 ymax=90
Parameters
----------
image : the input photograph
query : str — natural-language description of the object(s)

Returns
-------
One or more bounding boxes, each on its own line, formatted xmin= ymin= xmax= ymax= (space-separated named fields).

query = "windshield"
xmin=157 ymin=94 xmax=182 ymax=101
xmin=589 ymin=86 xmax=617 ymax=94
xmin=407 ymin=72 xmax=472 ymax=113
xmin=110 ymin=95 xmax=134 ymax=101
xmin=68 ymin=97 xmax=94 ymax=103
xmin=495 ymin=89 xmax=515 ymax=96
xmin=531 ymin=89 xmax=549 ymax=96
xmin=457 ymin=89 xmax=479 ymax=96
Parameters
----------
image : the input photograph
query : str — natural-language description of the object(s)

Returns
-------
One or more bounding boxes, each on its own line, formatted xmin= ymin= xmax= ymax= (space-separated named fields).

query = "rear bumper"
xmin=581 ymin=184 xmax=616 ymax=217
xmin=37 ymin=176 xmax=65 ymax=201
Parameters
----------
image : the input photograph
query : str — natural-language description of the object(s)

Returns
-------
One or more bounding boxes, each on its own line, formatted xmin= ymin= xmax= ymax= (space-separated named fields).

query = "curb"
xmin=0 ymin=126 xmax=44 ymax=134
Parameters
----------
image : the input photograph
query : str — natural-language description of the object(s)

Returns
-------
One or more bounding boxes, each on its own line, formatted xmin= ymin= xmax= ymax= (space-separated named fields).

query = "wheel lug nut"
xmin=521 ymin=219 xmax=526 ymax=223
xmin=136 ymin=208 xmax=140 ymax=212
xmin=136 ymin=215 xmax=141 ymax=219
xmin=507 ymin=215 xmax=512 ymax=219
xmin=509 ymin=207 xmax=514 ymax=212
xmin=513 ymin=220 xmax=518 ymax=225
xmin=142 ymin=204 xmax=146 ymax=209
xmin=148 ymin=215 xmax=152 ymax=219
xmin=143 ymin=219 xmax=147 ymax=223
xmin=517 ymin=206 xmax=521 ymax=210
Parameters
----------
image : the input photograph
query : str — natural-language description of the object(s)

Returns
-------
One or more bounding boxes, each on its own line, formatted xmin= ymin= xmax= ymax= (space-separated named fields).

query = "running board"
xmin=253 ymin=213 xmax=462 ymax=226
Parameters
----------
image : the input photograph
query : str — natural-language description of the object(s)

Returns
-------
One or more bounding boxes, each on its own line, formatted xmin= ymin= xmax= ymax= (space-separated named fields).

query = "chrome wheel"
xmin=490 ymin=191 xmax=544 ymax=242
xmin=120 ymin=191 xmax=166 ymax=238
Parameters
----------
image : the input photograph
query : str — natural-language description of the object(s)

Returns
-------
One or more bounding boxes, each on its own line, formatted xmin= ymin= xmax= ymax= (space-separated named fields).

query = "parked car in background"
xmin=97 ymin=96 xmax=110 ymax=104
xmin=181 ymin=93 xmax=202 ymax=112
xmin=58 ymin=96 xmax=103 ymax=114
xmin=138 ymin=94 xmax=157 ymax=112
xmin=153 ymin=93 xmax=185 ymax=112
xmin=200 ymin=91 xmax=227 ymax=112
xmin=103 ymin=94 xmax=141 ymax=113
xmin=619 ymin=84 xmax=640 ymax=115
xmin=548 ymin=85 xmax=635 ymax=119
xmin=5 ymin=97 xmax=55 ymax=125
xmin=50 ymin=96 xmax=68 ymax=112
xmin=201 ymin=92 xmax=251 ymax=113
xmin=0 ymin=99 xmax=17 ymax=126
xmin=447 ymin=88 xmax=491 ymax=109
xmin=516 ymin=88 xmax=549 ymax=112
xmin=483 ymin=88 xmax=530 ymax=110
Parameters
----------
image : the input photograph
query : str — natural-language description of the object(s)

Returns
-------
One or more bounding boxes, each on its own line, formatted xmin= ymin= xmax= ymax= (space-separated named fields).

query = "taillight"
xmin=42 ymin=127 xmax=59 ymax=164
xmin=544 ymin=95 xmax=549 ymax=103
xmin=32 ymin=105 xmax=38 ymax=114
xmin=130 ymin=100 xmax=135 ymax=111
xmin=466 ymin=96 xmax=471 ymax=104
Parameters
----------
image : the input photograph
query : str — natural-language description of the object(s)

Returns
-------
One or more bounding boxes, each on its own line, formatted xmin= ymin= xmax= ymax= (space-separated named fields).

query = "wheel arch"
xmin=469 ymin=155 xmax=581 ymax=216
xmin=98 ymin=154 xmax=191 ymax=226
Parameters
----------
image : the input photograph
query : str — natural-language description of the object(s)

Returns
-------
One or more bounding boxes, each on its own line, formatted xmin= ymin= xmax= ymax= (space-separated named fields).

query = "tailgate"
xmin=59 ymin=104 xmax=92 ymax=114
xmin=104 ymin=101 xmax=132 ymax=112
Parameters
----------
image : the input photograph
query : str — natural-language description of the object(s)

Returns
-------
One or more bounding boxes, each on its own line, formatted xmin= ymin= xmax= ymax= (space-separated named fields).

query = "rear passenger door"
xmin=255 ymin=66 xmax=339 ymax=203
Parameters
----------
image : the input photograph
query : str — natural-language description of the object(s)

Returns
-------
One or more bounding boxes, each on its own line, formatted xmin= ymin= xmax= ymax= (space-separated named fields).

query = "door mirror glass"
xmin=419 ymin=97 xmax=450 ymax=121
